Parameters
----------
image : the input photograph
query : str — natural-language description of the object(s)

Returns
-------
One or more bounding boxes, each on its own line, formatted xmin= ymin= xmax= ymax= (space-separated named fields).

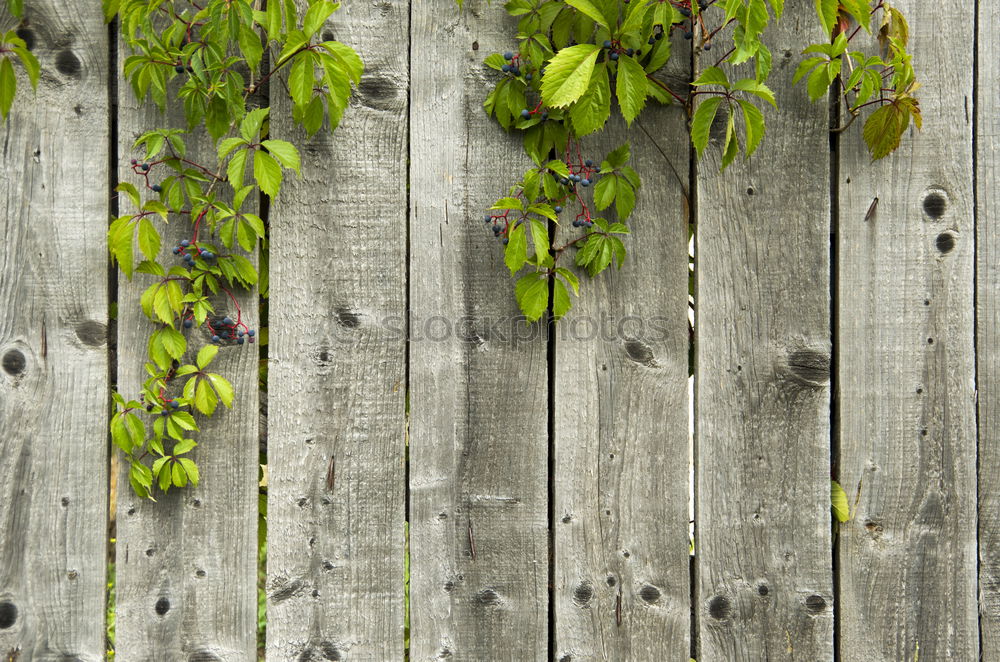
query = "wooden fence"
xmin=0 ymin=0 xmax=994 ymax=660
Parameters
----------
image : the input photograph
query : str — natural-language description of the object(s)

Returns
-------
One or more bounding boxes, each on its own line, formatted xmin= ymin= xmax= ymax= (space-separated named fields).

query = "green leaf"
xmin=178 ymin=458 xmax=199 ymax=487
xmin=161 ymin=326 xmax=187 ymax=360
xmin=565 ymin=0 xmax=609 ymax=28
xmin=552 ymin=278 xmax=572 ymax=321
xmin=737 ymin=99 xmax=765 ymax=157
xmin=197 ymin=344 xmax=219 ymax=369
xmin=13 ymin=46 xmax=39 ymax=90
xmin=721 ymin=112 xmax=740 ymax=170
xmin=541 ymin=43 xmax=601 ymax=108
xmin=732 ymin=78 xmax=776 ymax=107
xmin=555 ymin=266 xmax=579 ymax=294
xmin=194 ymin=377 xmax=219 ymax=416
xmin=568 ymin=62 xmax=611 ymax=136
xmin=254 ymin=150 xmax=283 ymax=198
xmin=289 ymin=52 xmax=315 ymax=109
xmin=219 ymin=137 xmax=248 ymax=162
xmin=0 ymin=57 xmax=15 ymax=121
xmin=207 ymin=372 xmax=235 ymax=408
xmin=303 ymin=0 xmax=338 ymax=38
xmin=831 ymin=480 xmax=850 ymax=522
xmin=240 ymin=107 xmax=270 ymax=142
xmin=505 ymin=222 xmax=528 ymax=274
xmin=593 ymin=173 xmax=616 ymax=210
xmin=814 ymin=0 xmax=837 ymax=35
xmin=318 ymin=41 xmax=364 ymax=85
xmin=793 ymin=56 xmax=826 ymax=86
xmin=615 ymin=55 xmax=647 ymax=125
xmin=228 ymin=147 xmax=249 ymax=188
xmin=239 ymin=23 xmax=264 ymax=71
xmin=515 ymin=272 xmax=549 ymax=322
xmin=693 ymin=66 xmax=730 ymax=88
xmin=614 ymin=179 xmax=636 ymax=219
xmin=261 ymin=139 xmax=301 ymax=174
xmin=137 ymin=217 xmax=161 ymax=260
xmin=529 ymin=218 xmax=550 ymax=263
xmin=691 ymin=97 xmax=723 ymax=157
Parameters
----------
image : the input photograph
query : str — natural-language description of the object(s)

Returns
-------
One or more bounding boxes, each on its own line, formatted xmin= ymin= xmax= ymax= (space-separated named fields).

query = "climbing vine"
xmin=1 ymin=0 xmax=360 ymax=498
xmin=480 ymin=0 xmax=918 ymax=320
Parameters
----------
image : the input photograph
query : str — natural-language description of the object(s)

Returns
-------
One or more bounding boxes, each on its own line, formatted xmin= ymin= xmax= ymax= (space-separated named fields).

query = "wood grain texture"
xmin=694 ymin=6 xmax=834 ymax=660
xmin=0 ymin=4 xmax=110 ymax=661
xmin=408 ymin=1 xmax=549 ymax=659
xmin=979 ymin=0 xmax=1000 ymax=654
xmin=264 ymin=0 xmax=409 ymax=659
xmin=552 ymin=54 xmax=691 ymax=661
xmin=836 ymin=1 xmax=979 ymax=660
xmin=113 ymin=32 xmax=259 ymax=662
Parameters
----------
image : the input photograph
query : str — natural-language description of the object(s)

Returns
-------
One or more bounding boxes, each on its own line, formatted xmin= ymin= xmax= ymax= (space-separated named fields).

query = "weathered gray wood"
xmin=0 ymin=5 xmax=110 ymax=661
xmin=979 ymin=0 xmax=1000 ymax=654
xmin=552 ymin=62 xmax=691 ymax=662
xmin=408 ymin=0 xmax=549 ymax=659
xmin=694 ymin=6 xmax=833 ymax=659
xmin=264 ymin=0 xmax=409 ymax=659
xmin=836 ymin=1 xmax=979 ymax=660
xmin=113 ymin=33 xmax=259 ymax=662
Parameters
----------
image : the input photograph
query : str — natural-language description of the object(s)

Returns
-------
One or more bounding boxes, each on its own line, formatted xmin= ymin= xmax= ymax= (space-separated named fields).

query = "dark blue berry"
xmin=173 ymin=247 xmax=181 ymax=255
xmin=237 ymin=337 xmax=245 ymax=344
xmin=504 ymin=51 xmax=514 ymax=60
xmin=180 ymin=239 xmax=190 ymax=247
xmin=525 ymin=73 xmax=532 ymax=81
xmin=502 ymin=238 xmax=509 ymax=245
xmin=680 ymin=7 xmax=691 ymax=16
xmin=648 ymin=37 xmax=655 ymax=45
xmin=541 ymin=112 xmax=548 ymax=120
xmin=704 ymin=43 xmax=712 ymax=51
xmin=170 ymin=400 xmax=179 ymax=409
xmin=151 ymin=184 xmax=162 ymax=193
xmin=175 ymin=64 xmax=185 ymax=73
xmin=554 ymin=205 xmax=563 ymax=213
xmin=581 ymin=178 xmax=590 ymax=186
xmin=603 ymin=40 xmax=612 ymax=48
xmin=492 ymin=224 xmax=501 ymax=233
xmin=146 ymin=404 xmax=154 ymax=412
xmin=183 ymin=319 xmax=193 ymax=328
xmin=211 ymin=335 xmax=220 ymax=343
xmin=202 ymin=251 xmax=214 ymax=259
xmin=655 ymin=31 xmax=664 ymax=40
xmin=572 ymin=220 xmax=581 ymax=227
xmin=247 ymin=329 xmax=255 ymax=337
xmin=484 ymin=214 xmax=492 ymax=222
xmin=237 ymin=330 xmax=245 ymax=337
xmin=610 ymin=52 xmax=619 ymax=61
xmin=585 ymin=159 xmax=593 ymax=167
xmin=626 ymin=48 xmax=634 ymax=56
xmin=512 ymin=67 xmax=520 ymax=76
xmin=160 ymin=409 xmax=169 ymax=417
xmin=223 ymin=316 xmax=233 ymax=326
xmin=501 ymin=64 xmax=510 ymax=73
xmin=141 ymin=163 xmax=150 ymax=171
xmin=520 ymin=109 xmax=531 ymax=119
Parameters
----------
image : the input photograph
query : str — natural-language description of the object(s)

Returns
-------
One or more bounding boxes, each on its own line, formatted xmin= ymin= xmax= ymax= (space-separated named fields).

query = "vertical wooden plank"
xmin=837 ymin=1 xmax=979 ymax=660
xmin=0 ymin=5 xmax=110 ymax=660
xmin=409 ymin=0 xmax=549 ymax=659
xmin=113 ymin=37 xmax=259 ymax=662
xmin=265 ymin=0 xmax=409 ymax=658
xmin=979 ymin=0 xmax=1000 ymax=654
xmin=695 ymin=6 xmax=833 ymax=660
xmin=552 ymin=62 xmax=691 ymax=662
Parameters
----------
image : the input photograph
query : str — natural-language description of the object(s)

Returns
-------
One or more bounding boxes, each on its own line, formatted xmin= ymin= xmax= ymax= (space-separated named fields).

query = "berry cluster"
xmin=601 ymin=39 xmax=642 ymax=61
xmin=172 ymin=238 xmax=215 ymax=266
xmin=140 ymin=392 xmax=183 ymax=416
xmin=673 ymin=0 xmax=713 ymax=47
xmin=483 ymin=153 xmax=601 ymax=241
xmin=200 ymin=315 xmax=256 ymax=346
xmin=130 ymin=158 xmax=163 ymax=192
